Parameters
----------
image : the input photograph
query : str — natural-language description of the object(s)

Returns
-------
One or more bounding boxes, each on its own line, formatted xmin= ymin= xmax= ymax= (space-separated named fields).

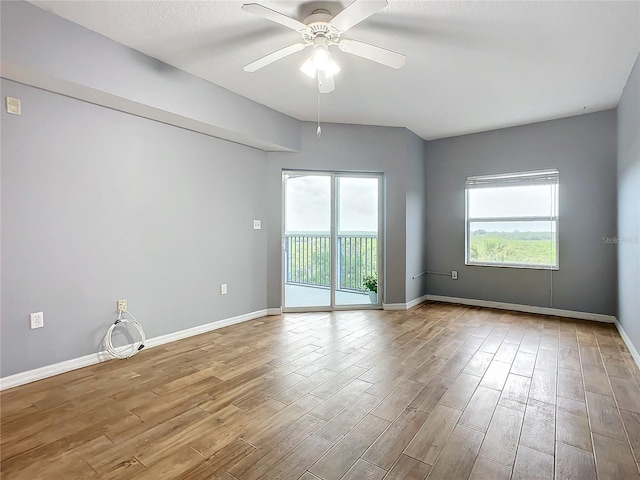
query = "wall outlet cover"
xmin=30 ymin=312 xmax=44 ymax=329
xmin=117 ymin=299 xmax=127 ymax=313
xmin=253 ymin=220 xmax=261 ymax=230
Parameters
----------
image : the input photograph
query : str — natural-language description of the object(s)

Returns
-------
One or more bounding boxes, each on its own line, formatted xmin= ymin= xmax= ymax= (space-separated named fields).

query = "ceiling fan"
xmin=241 ymin=0 xmax=406 ymax=93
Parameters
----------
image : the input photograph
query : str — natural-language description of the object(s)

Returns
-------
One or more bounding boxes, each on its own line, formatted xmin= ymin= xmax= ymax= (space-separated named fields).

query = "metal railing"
xmin=285 ymin=234 xmax=377 ymax=292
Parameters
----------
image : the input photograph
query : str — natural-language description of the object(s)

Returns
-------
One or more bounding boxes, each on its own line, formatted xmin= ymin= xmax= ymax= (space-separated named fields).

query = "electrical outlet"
xmin=452 ymin=270 xmax=458 ymax=280
xmin=30 ymin=312 xmax=44 ymax=329
xmin=220 ymin=284 xmax=228 ymax=295
xmin=117 ymin=299 xmax=127 ymax=313
xmin=253 ymin=220 xmax=261 ymax=230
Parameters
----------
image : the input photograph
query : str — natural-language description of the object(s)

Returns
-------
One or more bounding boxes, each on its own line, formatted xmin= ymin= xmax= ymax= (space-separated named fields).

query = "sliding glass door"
xmin=283 ymin=173 xmax=332 ymax=308
xmin=335 ymin=176 xmax=380 ymax=306
xmin=283 ymin=171 xmax=382 ymax=311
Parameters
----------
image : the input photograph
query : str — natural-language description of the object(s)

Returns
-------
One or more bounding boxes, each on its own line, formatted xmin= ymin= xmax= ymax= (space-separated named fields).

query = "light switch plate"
xmin=6 ymin=97 xmax=21 ymax=115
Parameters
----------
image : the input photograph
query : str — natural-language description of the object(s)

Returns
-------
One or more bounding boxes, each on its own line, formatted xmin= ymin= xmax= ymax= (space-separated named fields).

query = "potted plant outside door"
xmin=362 ymin=275 xmax=378 ymax=304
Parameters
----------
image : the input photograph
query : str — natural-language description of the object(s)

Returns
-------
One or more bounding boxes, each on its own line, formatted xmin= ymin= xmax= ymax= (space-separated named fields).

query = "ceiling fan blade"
xmin=338 ymin=39 xmax=406 ymax=69
xmin=330 ymin=0 xmax=388 ymax=32
xmin=243 ymin=43 xmax=308 ymax=72
xmin=318 ymin=70 xmax=335 ymax=94
xmin=241 ymin=4 xmax=309 ymax=33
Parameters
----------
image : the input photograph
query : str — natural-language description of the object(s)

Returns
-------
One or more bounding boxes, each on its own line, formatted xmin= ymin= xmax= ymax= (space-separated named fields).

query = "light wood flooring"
xmin=2 ymin=302 xmax=640 ymax=480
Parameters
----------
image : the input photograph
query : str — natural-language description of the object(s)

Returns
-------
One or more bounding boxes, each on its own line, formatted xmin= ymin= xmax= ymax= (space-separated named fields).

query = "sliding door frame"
xmin=282 ymin=169 xmax=384 ymax=313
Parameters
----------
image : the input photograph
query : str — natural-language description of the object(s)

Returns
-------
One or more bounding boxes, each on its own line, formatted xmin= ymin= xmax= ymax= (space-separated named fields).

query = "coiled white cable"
xmin=104 ymin=310 xmax=146 ymax=359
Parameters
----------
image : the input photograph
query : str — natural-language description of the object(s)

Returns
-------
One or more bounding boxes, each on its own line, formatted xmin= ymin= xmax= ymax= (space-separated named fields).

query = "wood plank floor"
xmin=2 ymin=302 xmax=640 ymax=480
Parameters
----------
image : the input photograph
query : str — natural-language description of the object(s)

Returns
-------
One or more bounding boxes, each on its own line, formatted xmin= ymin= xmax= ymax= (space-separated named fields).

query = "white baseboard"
xmin=383 ymin=294 xmax=430 ymax=311
xmin=4 ymin=299 xmax=633 ymax=391
xmin=382 ymin=303 xmax=406 ymax=311
xmin=407 ymin=294 xmax=430 ymax=310
xmin=614 ymin=318 xmax=640 ymax=369
xmin=379 ymin=293 xmax=638 ymax=370
xmin=0 ymin=309 xmax=268 ymax=391
xmin=425 ymin=295 xmax=617 ymax=323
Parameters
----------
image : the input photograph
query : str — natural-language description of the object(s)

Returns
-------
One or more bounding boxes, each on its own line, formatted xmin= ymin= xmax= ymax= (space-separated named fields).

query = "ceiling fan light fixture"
xmin=242 ymin=0 xmax=406 ymax=93
xmin=300 ymin=46 xmax=340 ymax=79
xmin=300 ymin=58 xmax=316 ymax=78
xmin=324 ymin=59 xmax=340 ymax=77
xmin=312 ymin=45 xmax=331 ymax=70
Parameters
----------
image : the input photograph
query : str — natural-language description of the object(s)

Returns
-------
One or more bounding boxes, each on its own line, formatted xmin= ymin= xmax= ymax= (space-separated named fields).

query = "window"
xmin=465 ymin=169 xmax=559 ymax=269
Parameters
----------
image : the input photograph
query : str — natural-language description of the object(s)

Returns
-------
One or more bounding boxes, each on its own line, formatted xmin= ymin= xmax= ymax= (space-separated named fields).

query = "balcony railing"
xmin=285 ymin=233 xmax=377 ymax=292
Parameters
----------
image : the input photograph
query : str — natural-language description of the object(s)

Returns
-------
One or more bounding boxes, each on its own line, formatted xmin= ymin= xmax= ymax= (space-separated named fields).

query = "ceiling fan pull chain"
xmin=317 ymin=92 xmax=322 ymax=137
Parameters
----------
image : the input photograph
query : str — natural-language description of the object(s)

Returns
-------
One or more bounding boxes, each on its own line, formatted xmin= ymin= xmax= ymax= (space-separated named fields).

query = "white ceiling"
xmin=29 ymin=0 xmax=640 ymax=140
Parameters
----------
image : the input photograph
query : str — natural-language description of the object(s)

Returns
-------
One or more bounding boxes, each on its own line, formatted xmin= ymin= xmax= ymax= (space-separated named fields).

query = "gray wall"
xmin=617 ymin=53 xmax=640 ymax=353
xmin=425 ymin=110 xmax=618 ymax=315
xmin=0 ymin=1 xmax=430 ymax=379
xmin=266 ymin=122 xmax=428 ymax=307
xmin=1 ymin=79 xmax=268 ymax=377
xmin=406 ymin=132 xmax=428 ymax=301
xmin=1 ymin=1 xmax=299 ymax=151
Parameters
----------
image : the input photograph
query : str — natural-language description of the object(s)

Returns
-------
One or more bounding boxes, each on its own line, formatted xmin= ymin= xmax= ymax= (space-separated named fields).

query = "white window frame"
xmin=465 ymin=169 xmax=559 ymax=270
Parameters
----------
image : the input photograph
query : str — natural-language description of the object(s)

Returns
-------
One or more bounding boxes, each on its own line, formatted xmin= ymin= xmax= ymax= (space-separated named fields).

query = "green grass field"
xmin=469 ymin=231 xmax=556 ymax=266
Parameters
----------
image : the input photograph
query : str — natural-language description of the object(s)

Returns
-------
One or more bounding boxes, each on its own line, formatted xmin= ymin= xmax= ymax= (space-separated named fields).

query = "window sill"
xmin=466 ymin=262 xmax=559 ymax=271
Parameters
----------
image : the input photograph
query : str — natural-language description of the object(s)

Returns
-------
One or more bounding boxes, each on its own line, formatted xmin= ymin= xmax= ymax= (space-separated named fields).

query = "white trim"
xmin=426 ymin=295 xmax=616 ymax=323
xmin=4 ymin=300 xmax=630 ymax=391
xmin=383 ymin=294 xmax=430 ymax=311
xmin=382 ymin=295 xmax=429 ymax=310
xmin=614 ymin=318 xmax=640 ymax=369
xmin=382 ymin=295 xmax=428 ymax=310
xmin=283 ymin=305 xmax=380 ymax=313
xmin=0 ymin=353 xmax=103 ymax=392
xmin=407 ymin=294 xmax=430 ymax=310
xmin=382 ymin=303 xmax=407 ymax=311
xmin=0 ymin=309 xmax=268 ymax=391
xmin=143 ymin=309 xmax=267 ymax=349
